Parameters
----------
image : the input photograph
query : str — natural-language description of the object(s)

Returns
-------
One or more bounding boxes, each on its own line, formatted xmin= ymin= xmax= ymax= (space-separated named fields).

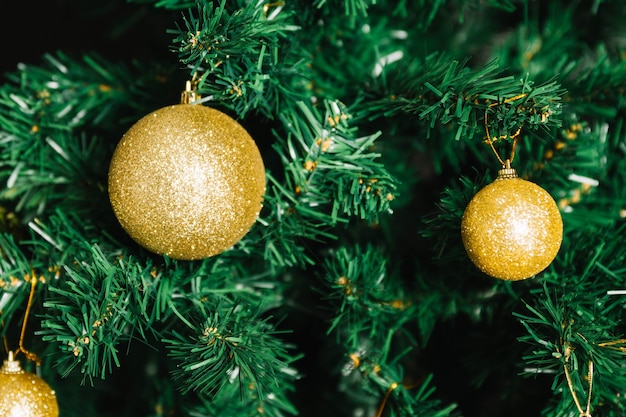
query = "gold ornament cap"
xmin=1 ymin=351 xmax=23 ymax=374
xmin=496 ymin=167 xmax=518 ymax=180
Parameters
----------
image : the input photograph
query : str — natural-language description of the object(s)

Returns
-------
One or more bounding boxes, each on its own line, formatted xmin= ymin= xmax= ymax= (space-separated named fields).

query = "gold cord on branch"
xmin=563 ymin=346 xmax=594 ymax=417
xmin=483 ymin=93 xmax=527 ymax=167
xmin=3 ymin=272 xmax=41 ymax=365
xmin=376 ymin=382 xmax=399 ymax=417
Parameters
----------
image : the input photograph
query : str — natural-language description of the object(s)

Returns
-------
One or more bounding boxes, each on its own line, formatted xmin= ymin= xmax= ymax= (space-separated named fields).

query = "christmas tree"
xmin=1 ymin=0 xmax=626 ymax=416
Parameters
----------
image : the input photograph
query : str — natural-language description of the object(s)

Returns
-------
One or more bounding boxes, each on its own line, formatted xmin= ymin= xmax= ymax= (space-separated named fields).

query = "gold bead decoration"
xmin=461 ymin=168 xmax=563 ymax=280
xmin=0 ymin=352 xmax=59 ymax=417
xmin=108 ymin=104 xmax=266 ymax=260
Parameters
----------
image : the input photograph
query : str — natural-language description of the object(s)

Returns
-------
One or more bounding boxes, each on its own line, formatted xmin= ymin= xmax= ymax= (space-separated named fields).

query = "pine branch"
xmin=0 ymin=52 xmax=171 ymax=132
xmin=162 ymin=300 xmax=299 ymax=403
xmin=320 ymin=244 xmax=411 ymax=344
xmin=277 ymin=100 xmax=397 ymax=222
xmin=0 ymin=233 xmax=41 ymax=336
xmin=169 ymin=0 xmax=305 ymax=118
xmin=480 ymin=1 xmax=626 ymax=122
xmin=563 ymin=53 xmax=626 ymax=120
xmin=316 ymin=243 xmax=461 ymax=416
xmin=0 ymin=52 xmax=178 ymax=221
xmin=186 ymin=387 xmax=298 ymax=417
xmin=420 ymin=174 xmax=484 ymax=264
xmin=365 ymin=54 xmax=564 ymax=142
xmin=515 ymin=224 xmax=626 ymax=415
xmin=311 ymin=0 xmax=517 ymax=25
xmin=37 ymin=243 xmax=164 ymax=383
xmin=256 ymin=99 xmax=398 ymax=268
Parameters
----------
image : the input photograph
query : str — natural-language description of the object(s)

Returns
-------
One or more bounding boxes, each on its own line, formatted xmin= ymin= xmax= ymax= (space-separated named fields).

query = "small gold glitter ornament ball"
xmin=108 ymin=103 xmax=266 ymax=260
xmin=461 ymin=167 xmax=563 ymax=280
xmin=0 ymin=352 xmax=59 ymax=417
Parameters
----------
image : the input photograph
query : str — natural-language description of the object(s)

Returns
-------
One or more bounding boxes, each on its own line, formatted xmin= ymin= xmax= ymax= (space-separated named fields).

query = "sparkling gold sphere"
xmin=0 ymin=352 xmax=59 ymax=417
xmin=108 ymin=104 xmax=266 ymax=260
xmin=461 ymin=169 xmax=563 ymax=280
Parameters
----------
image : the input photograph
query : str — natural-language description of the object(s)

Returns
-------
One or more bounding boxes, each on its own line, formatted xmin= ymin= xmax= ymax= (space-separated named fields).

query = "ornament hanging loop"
xmin=18 ymin=273 xmax=41 ymax=365
xmin=2 ymin=271 xmax=41 ymax=365
xmin=563 ymin=345 xmax=594 ymax=417
xmin=484 ymin=93 xmax=527 ymax=168
xmin=375 ymin=382 xmax=399 ymax=417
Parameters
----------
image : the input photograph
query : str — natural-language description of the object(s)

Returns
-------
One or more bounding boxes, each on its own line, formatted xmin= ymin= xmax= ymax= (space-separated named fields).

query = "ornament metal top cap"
xmin=496 ymin=159 xmax=518 ymax=180
xmin=180 ymin=80 xmax=201 ymax=104
xmin=1 ymin=351 xmax=24 ymax=374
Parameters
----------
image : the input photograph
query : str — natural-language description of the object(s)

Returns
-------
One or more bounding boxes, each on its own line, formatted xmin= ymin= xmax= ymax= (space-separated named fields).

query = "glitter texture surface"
xmin=461 ymin=176 xmax=563 ymax=280
xmin=0 ymin=356 xmax=59 ymax=417
xmin=108 ymin=104 xmax=266 ymax=260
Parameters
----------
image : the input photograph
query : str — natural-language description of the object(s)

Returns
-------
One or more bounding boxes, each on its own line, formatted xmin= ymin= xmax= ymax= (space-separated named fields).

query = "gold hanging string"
xmin=2 ymin=271 xmax=41 ymax=365
xmin=18 ymin=273 xmax=41 ymax=364
xmin=375 ymin=382 xmax=399 ymax=417
xmin=375 ymin=378 xmax=424 ymax=417
xmin=563 ymin=347 xmax=594 ymax=417
xmin=483 ymin=93 xmax=527 ymax=167
xmin=2 ymin=321 xmax=8 ymax=353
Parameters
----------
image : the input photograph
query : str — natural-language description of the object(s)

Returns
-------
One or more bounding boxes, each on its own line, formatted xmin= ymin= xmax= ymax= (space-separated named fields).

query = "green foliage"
xmin=274 ymin=100 xmax=396 ymax=223
xmin=365 ymin=54 xmax=565 ymax=144
xmin=40 ymin=246 xmax=152 ymax=382
xmin=254 ymin=98 xmax=398 ymax=268
xmin=163 ymin=300 xmax=299 ymax=398
xmin=169 ymin=0 xmax=304 ymax=118
xmin=514 ymin=222 xmax=626 ymax=415
xmin=0 ymin=52 xmax=177 ymax=222
xmin=318 ymin=243 xmax=460 ymax=416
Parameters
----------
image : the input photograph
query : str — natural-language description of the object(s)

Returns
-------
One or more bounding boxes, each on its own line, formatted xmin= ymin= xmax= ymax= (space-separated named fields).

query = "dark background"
xmin=0 ymin=1 xmax=175 ymax=75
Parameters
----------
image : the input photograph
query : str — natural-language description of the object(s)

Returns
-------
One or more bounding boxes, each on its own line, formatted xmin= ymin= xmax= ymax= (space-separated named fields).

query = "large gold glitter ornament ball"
xmin=0 ymin=352 xmax=59 ymax=417
xmin=461 ymin=167 xmax=563 ymax=280
xmin=108 ymin=104 xmax=266 ymax=260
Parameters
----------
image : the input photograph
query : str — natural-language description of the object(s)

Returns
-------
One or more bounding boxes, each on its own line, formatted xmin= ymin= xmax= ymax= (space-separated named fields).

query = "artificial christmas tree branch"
xmin=1 ymin=0 xmax=626 ymax=416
